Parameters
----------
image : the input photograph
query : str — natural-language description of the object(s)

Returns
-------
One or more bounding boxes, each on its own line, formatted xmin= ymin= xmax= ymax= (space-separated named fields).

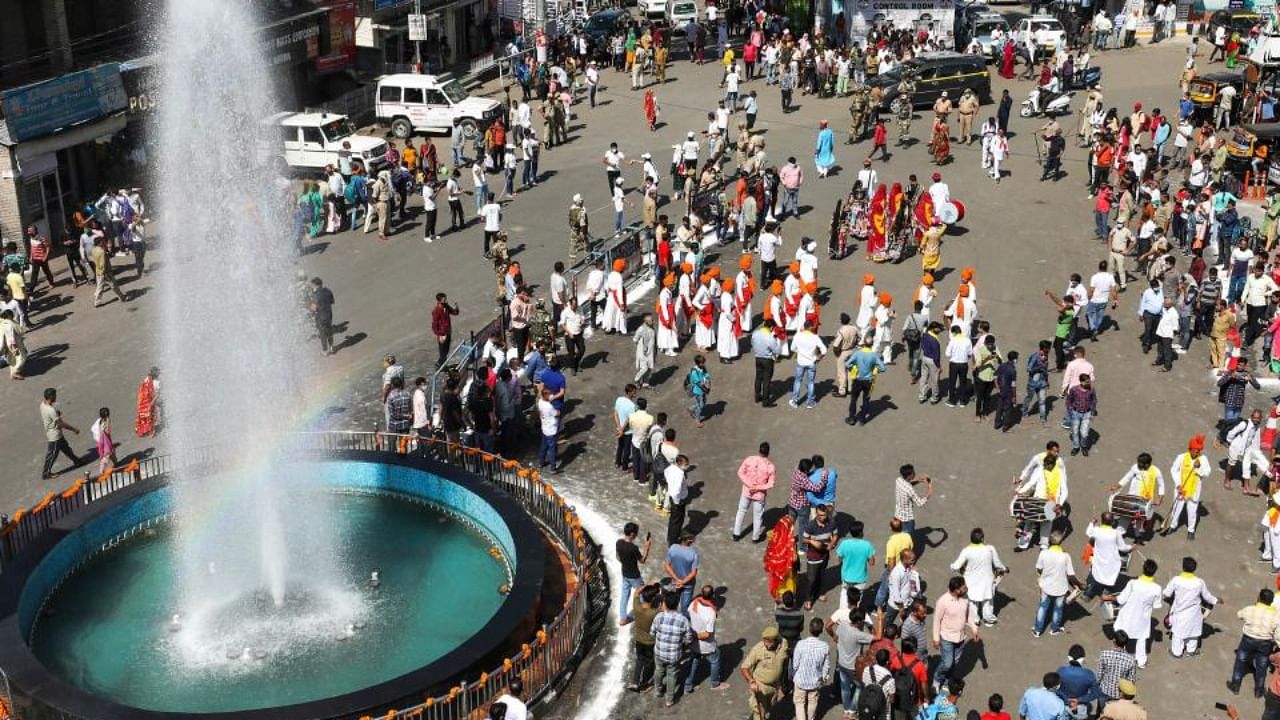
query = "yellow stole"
xmin=1179 ymin=454 xmax=1200 ymax=497
xmin=1179 ymin=571 xmax=1197 ymax=580
xmin=1269 ymin=508 xmax=1280 ymax=528
xmin=1044 ymin=463 xmax=1063 ymax=501
xmin=1138 ymin=467 xmax=1157 ymax=500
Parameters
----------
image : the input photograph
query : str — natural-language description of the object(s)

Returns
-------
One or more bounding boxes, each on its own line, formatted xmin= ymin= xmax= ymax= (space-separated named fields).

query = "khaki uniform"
xmin=848 ymin=91 xmax=867 ymax=142
xmin=1098 ymin=698 xmax=1148 ymax=720
xmin=895 ymin=79 xmax=916 ymax=144
xmin=655 ymin=45 xmax=668 ymax=83
xmin=568 ymin=204 xmax=589 ymax=262
xmin=1080 ymin=89 xmax=1104 ymax=139
xmin=742 ymin=639 xmax=789 ymax=720
xmin=831 ymin=323 xmax=859 ymax=394
xmin=957 ymin=92 xmax=979 ymax=143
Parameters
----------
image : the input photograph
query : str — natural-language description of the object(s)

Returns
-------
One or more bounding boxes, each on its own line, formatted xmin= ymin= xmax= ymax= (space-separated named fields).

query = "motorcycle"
xmin=1019 ymin=86 xmax=1072 ymax=118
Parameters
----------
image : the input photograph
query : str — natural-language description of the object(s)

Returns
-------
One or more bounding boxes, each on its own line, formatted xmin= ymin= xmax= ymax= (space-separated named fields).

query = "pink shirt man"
xmin=737 ymin=452 xmax=776 ymax=501
xmin=1060 ymin=356 xmax=1095 ymax=395
xmin=932 ymin=588 xmax=978 ymax=644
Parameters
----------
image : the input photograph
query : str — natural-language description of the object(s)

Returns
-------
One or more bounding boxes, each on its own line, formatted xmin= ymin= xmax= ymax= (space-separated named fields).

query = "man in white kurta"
xmin=855 ymin=278 xmax=877 ymax=331
xmin=656 ymin=282 xmax=680 ymax=355
xmin=1105 ymin=560 xmax=1163 ymax=668
xmin=1167 ymin=436 xmax=1211 ymax=540
xmin=1161 ymin=557 xmax=1218 ymax=657
xmin=677 ymin=268 xmax=694 ymax=337
xmin=789 ymin=290 xmax=814 ymax=334
xmin=1084 ymin=515 xmax=1131 ymax=619
xmin=692 ymin=279 xmax=716 ymax=350
xmin=950 ymin=528 xmax=1007 ymax=625
xmin=1017 ymin=453 xmax=1069 ymax=549
xmin=1261 ymin=495 xmax=1280 ymax=570
xmin=716 ymin=286 xmax=740 ymax=360
xmin=1227 ymin=409 xmax=1269 ymax=493
xmin=1110 ymin=452 xmax=1165 ymax=541
xmin=872 ymin=298 xmax=894 ymax=363
xmin=734 ymin=267 xmax=754 ymax=327
xmin=795 ymin=239 xmax=818 ymax=284
xmin=602 ymin=266 xmax=628 ymax=334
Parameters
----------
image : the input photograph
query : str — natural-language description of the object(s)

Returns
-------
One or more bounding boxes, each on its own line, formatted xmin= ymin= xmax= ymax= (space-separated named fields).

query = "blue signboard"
xmin=0 ymin=64 xmax=128 ymax=142
xmin=374 ymin=0 xmax=412 ymax=9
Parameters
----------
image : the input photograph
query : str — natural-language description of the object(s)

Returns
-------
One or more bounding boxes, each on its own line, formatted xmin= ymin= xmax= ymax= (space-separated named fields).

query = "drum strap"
xmin=1179 ymin=454 xmax=1200 ymax=497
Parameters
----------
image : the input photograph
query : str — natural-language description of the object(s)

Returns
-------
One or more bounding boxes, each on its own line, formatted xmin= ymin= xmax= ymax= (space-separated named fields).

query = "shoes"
xmin=983 ymin=620 xmax=997 ymax=627
xmin=1032 ymin=630 xmax=1043 ymax=638
xmin=1070 ymin=448 xmax=1080 ymax=456
xmin=1082 ymin=447 xmax=1090 ymax=456
xmin=805 ymin=403 xmax=815 ymax=409
xmin=789 ymin=399 xmax=800 ymax=408
xmin=1048 ymin=628 xmax=1064 ymax=636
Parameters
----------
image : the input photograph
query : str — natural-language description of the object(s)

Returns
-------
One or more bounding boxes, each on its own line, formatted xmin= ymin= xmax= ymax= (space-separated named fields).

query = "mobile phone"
xmin=1214 ymin=702 xmax=1230 ymax=711
xmin=645 ymin=531 xmax=652 ymax=541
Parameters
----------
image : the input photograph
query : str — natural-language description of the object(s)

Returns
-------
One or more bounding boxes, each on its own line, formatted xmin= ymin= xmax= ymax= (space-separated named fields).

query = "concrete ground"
xmin=0 ymin=21 xmax=1263 ymax=720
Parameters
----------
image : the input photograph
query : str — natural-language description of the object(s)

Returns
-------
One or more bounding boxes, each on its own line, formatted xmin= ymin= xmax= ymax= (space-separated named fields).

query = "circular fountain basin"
xmin=0 ymin=451 xmax=544 ymax=720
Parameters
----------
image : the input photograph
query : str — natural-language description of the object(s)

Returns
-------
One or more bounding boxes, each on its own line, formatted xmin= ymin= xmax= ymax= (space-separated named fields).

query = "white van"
xmin=643 ymin=0 xmax=667 ymax=22
xmin=375 ymin=73 xmax=503 ymax=141
xmin=668 ymin=0 xmax=698 ymax=27
xmin=262 ymin=112 xmax=388 ymax=174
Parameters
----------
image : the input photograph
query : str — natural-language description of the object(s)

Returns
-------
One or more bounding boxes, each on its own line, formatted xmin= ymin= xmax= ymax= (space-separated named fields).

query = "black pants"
xmin=607 ymin=170 xmax=621 ymax=194
xmin=805 ymin=558 xmax=828 ymax=604
xmin=1053 ymin=336 xmax=1069 ymax=370
xmin=994 ymin=391 xmax=1016 ymax=431
xmin=633 ymin=642 xmax=655 ymax=688
xmin=1247 ymin=304 xmax=1267 ymax=346
xmin=761 ymin=260 xmax=777 ymax=288
xmin=43 ymin=437 xmax=79 ymax=476
xmin=425 ymin=209 xmax=437 ymax=238
xmin=974 ymin=378 xmax=994 ymax=417
xmin=133 ymin=242 xmax=146 ymax=278
xmin=616 ymin=434 xmax=633 ymax=469
xmin=1195 ymin=303 xmax=1215 ymax=337
xmin=1156 ymin=335 xmax=1175 ymax=370
xmin=947 ymin=362 xmax=969 ymax=405
xmin=511 ymin=326 xmax=529 ymax=355
xmin=754 ymin=357 xmax=774 ymax=402
xmin=781 ymin=89 xmax=792 ymax=112
xmin=565 ymin=333 xmax=585 ymax=373
xmin=847 ymin=379 xmax=872 ymax=422
xmin=316 ymin=315 xmax=334 ymax=353
xmin=484 ymin=230 xmax=498 ymax=255
xmin=1141 ymin=311 xmax=1160 ymax=351
xmin=436 ymin=335 xmax=451 ymax=368
xmin=667 ymin=500 xmax=687 ymax=545
xmin=65 ymin=252 xmax=88 ymax=283
xmin=448 ymin=199 xmax=464 ymax=229
xmin=746 ymin=112 xmax=757 ymax=131
xmin=29 ymin=259 xmax=55 ymax=290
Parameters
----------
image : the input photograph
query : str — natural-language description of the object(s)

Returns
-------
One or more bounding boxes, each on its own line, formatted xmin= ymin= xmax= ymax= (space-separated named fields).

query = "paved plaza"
xmin=0 ymin=25 xmax=1265 ymax=720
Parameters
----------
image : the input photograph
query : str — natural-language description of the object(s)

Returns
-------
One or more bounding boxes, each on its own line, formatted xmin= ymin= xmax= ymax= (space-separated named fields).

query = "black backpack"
xmin=893 ymin=658 xmax=922 ymax=714
xmin=857 ymin=670 xmax=891 ymax=718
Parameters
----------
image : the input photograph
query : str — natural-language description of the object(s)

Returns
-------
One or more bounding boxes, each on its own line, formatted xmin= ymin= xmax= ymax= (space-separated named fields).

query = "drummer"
xmin=1016 ymin=441 xmax=1064 ymax=486
xmin=1015 ymin=452 xmax=1070 ymax=550
xmin=1082 ymin=512 xmax=1131 ymax=620
xmin=1106 ymin=452 xmax=1166 ymax=543
xmin=1165 ymin=435 xmax=1212 ymax=542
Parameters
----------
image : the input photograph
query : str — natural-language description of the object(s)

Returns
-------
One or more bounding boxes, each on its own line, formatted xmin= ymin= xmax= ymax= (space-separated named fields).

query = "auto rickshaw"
xmin=1227 ymin=124 xmax=1280 ymax=179
xmin=1187 ymin=70 xmax=1248 ymax=124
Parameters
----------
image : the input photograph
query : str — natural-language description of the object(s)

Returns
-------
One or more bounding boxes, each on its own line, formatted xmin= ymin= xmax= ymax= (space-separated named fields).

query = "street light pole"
xmin=414 ymin=0 xmax=423 ymax=71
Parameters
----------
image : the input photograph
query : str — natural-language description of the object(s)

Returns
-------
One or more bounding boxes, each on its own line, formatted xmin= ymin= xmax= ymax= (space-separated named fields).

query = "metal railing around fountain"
xmin=0 ymin=432 xmax=605 ymax=720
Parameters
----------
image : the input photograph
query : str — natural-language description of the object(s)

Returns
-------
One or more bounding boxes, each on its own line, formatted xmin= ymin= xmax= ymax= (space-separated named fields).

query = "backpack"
xmin=902 ymin=314 xmax=922 ymax=344
xmin=893 ymin=658 xmax=923 ymax=714
xmin=857 ymin=669 xmax=891 ymax=718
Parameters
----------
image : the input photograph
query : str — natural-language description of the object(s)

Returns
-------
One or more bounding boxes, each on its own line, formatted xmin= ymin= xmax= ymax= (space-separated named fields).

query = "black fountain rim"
xmin=0 ymin=449 xmax=546 ymax=720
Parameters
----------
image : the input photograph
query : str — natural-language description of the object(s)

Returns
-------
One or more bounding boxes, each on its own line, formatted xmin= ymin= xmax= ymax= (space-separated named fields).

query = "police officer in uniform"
xmin=529 ymin=298 xmax=557 ymax=353
xmin=894 ymin=69 xmax=917 ymax=146
xmin=847 ymin=85 xmax=868 ymax=143
xmin=568 ymin=193 xmax=589 ymax=263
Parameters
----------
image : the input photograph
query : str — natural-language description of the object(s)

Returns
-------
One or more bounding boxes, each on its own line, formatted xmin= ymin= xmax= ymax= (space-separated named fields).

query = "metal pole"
xmin=415 ymin=0 xmax=424 ymax=70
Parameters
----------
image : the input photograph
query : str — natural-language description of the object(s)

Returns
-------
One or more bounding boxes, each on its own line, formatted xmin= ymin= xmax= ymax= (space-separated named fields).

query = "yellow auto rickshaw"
xmin=1187 ymin=70 xmax=1247 ymax=124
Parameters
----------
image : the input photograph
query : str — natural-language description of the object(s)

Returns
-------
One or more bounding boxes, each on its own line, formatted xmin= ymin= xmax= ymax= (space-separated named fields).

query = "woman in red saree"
xmin=1000 ymin=41 xmax=1016 ymax=79
xmin=931 ymin=120 xmax=951 ymax=165
xmin=135 ymin=367 xmax=159 ymax=437
xmin=763 ymin=514 xmax=797 ymax=602
xmin=643 ymin=90 xmax=658 ymax=131
xmin=865 ymin=183 xmax=888 ymax=260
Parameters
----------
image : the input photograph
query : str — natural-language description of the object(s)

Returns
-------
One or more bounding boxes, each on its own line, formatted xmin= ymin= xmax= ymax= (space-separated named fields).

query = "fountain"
xmin=0 ymin=1 xmax=548 ymax=717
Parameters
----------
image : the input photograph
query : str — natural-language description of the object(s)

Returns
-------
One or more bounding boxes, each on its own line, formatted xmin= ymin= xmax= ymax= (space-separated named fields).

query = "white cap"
xmin=615 ymin=177 xmax=624 ymax=185
xmin=573 ymin=193 xmax=583 ymax=203
xmin=687 ymin=131 xmax=695 ymax=139
xmin=641 ymin=152 xmax=652 ymax=159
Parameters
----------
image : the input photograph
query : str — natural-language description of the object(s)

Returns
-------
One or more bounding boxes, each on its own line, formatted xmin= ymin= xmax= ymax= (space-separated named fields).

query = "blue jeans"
xmin=1233 ymin=635 xmax=1273 ymax=694
xmin=475 ymin=188 xmax=486 ymax=214
xmin=691 ymin=392 xmax=706 ymax=422
xmin=1085 ymin=302 xmax=1106 ymax=335
xmin=782 ymin=188 xmax=800 ymax=216
xmin=1035 ymin=592 xmax=1066 ymax=633
xmin=837 ymin=665 xmax=861 ymax=711
xmin=1023 ymin=386 xmax=1049 ymax=421
xmin=1230 ymin=274 xmax=1247 ymax=304
xmin=539 ymin=432 xmax=558 ymax=468
xmin=1067 ymin=408 xmax=1092 ymax=450
xmin=451 ymin=146 xmax=464 ymax=167
xmin=937 ymin=639 xmax=965 ymax=689
xmin=619 ymin=575 xmax=645 ymax=621
xmin=1094 ymin=210 xmax=1108 ymax=239
xmin=615 ymin=210 xmax=625 ymax=233
xmin=792 ymin=364 xmax=816 ymax=405
xmin=678 ymin=584 xmax=695 ymax=615
xmin=685 ymin=645 xmax=722 ymax=691
xmin=523 ymin=159 xmax=536 ymax=186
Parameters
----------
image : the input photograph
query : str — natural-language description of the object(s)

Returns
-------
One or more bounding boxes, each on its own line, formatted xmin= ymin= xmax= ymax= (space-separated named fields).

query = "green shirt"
xmin=1054 ymin=308 xmax=1076 ymax=339
xmin=974 ymin=344 xmax=1000 ymax=383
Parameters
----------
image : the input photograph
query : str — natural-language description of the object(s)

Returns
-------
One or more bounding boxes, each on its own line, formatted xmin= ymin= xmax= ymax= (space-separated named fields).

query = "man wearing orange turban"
xmin=717 ymin=278 xmax=741 ymax=360
xmin=601 ymin=257 xmax=628 ymax=334
xmin=917 ymin=274 xmax=938 ymax=319
xmin=945 ymin=283 xmax=976 ymax=336
xmin=872 ymin=292 xmax=895 ymax=362
xmin=736 ymin=255 xmax=756 ymax=328
xmin=856 ymin=274 xmax=877 ymax=329
xmin=960 ymin=267 xmax=977 ymax=304
xmin=1167 ymin=435 xmax=1211 ymax=540
xmin=692 ymin=271 xmax=717 ymax=351
xmin=656 ymin=273 xmax=679 ymax=356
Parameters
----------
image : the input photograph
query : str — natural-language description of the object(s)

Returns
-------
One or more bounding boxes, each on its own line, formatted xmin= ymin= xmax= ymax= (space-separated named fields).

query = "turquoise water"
xmin=29 ymin=493 xmax=509 ymax=713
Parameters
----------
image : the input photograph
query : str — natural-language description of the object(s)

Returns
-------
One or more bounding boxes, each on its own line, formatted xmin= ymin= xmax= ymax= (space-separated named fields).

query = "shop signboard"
xmin=1 ymin=64 xmax=127 ymax=142
xmin=120 ymin=60 xmax=159 ymax=115
xmin=316 ymin=1 xmax=358 ymax=72
xmin=848 ymin=0 xmax=956 ymax=42
xmin=264 ymin=14 xmax=326 ymax=66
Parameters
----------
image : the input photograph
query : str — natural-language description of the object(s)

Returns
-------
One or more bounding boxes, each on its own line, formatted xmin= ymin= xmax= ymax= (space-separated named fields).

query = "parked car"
xmin=583 ymin=9 xmax=633 ymax=47
xmin=375 ymin=73 xmax=503 ymax=140
xmin=668 ymin=0 xmax=699 ymax=30
xmin=1209 ymin=9 xmax=1261 ymax=39
xmin=643 ymin=0 xmax=667 ymax=23
xmin=958 ymin=12 xmax=1011 ymax=61
xmin=1015 ymin=15 xmax=1065 ymax=52
xmin=262 ymin=112 xmax=388 ymax=175
xmin=871 ymin=52 xmax=992 ymax=110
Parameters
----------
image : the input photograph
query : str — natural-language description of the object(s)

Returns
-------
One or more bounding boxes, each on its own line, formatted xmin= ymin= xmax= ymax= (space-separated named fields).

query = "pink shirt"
xmin=737 ymin=455 xmax=776 ymax=500
xmin=932 ymin=591 xmax=976 ymax=644
xmin=779 ymin=163 xmax=803 ymax=190
xmin=1061 ymin=357 xmax=1095 ymax=394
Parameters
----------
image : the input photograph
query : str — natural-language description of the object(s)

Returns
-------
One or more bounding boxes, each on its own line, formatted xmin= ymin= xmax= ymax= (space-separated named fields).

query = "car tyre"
xmin=390 ymin=117 xmax=413 ymax=139
xmin=460 ymin=119 xmax=479 ymax=141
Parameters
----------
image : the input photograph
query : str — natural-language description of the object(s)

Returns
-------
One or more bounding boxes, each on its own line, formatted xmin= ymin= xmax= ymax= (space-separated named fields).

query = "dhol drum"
xmin=1109 ymin=493 xmax=1152 ymax=524
xmin=1010 ymin=496 xmax=1059 ymax=549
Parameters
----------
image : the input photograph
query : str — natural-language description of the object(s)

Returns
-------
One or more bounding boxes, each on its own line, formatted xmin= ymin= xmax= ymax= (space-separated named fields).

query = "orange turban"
xmin=789 ymin=261 xmax=801 ymax=274
xmin=862 ymin=273 xmax=875 ymax=286
xmin=770 ymin=280 xmax=784 ymax=295
xmin=739 ymin=254 xmax=753 ymax=270
xmin=680 ymin=262 xmax=693 ymax=273
xmin=961 ymin=267 xmax=975 ymax=281
xmin=879 ymin=292 xmax=893 ymax=306
xmin=662 ymin=274 xmax=675 ymax=287
xmin=721 ymin=278 xmax=734 ymax=292
xmin=958 ymin=285 xmax=970 ymax=297
xmin=613 ymin=258 xmax=627 ymax=272
xmin=922 ymin=273 xmax=934 ymax=286
xmin=507 ymin=262 xmax=520 ymax=276
xmin=1188 ymin=434 xmax=1206 ymax=452
xmin=804 ymin=282 xmax=817 ymax=294
xmin=708 ymin=266 xmax=721 ymax=278
xmin=700 ymin=272 xmax=713 ymax=284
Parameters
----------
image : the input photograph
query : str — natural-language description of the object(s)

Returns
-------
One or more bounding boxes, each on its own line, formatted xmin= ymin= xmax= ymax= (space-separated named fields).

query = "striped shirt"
xmin=1095 ymin=648 xmax=1138 ymax=699
xmin=894 ymin=477 xmax=927 ymax=522
xmin=791 ymin=636 xmax=831 ymax=691
xmin=651 ymin=610 xmax=693 ymax=663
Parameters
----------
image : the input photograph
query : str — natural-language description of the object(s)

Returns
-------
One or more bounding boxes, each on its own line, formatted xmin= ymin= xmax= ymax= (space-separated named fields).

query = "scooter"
xmin=1019 ymin=86 xmax=1073 ymax=117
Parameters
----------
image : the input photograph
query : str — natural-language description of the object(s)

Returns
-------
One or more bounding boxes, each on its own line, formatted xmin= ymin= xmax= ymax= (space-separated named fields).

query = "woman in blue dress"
xmin=814 ymin=119 xmax=836 ymax=178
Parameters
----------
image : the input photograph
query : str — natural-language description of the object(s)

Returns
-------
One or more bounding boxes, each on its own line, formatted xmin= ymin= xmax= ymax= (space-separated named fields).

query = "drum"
xmin=1109 ymin=493 xmax=1152 ymax=523
xmin=1010 ymin=495 xmax=1048 ymax=521
xmin=937 ymin=202 xmax=959 ymax=224
xmin=951 ymin=200 xmax=965 ymax=222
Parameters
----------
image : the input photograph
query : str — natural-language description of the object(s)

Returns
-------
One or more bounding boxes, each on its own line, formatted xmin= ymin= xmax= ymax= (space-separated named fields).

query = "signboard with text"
xmin=263 ymin=14 xmax=326 ymax=66
xmin=848 ymin=0 xmax=956 ymax=41
xmin=0 ymin=64 xmax=127 ymax=142
xmin=316 ymin=1 xmax=357 ymax=72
